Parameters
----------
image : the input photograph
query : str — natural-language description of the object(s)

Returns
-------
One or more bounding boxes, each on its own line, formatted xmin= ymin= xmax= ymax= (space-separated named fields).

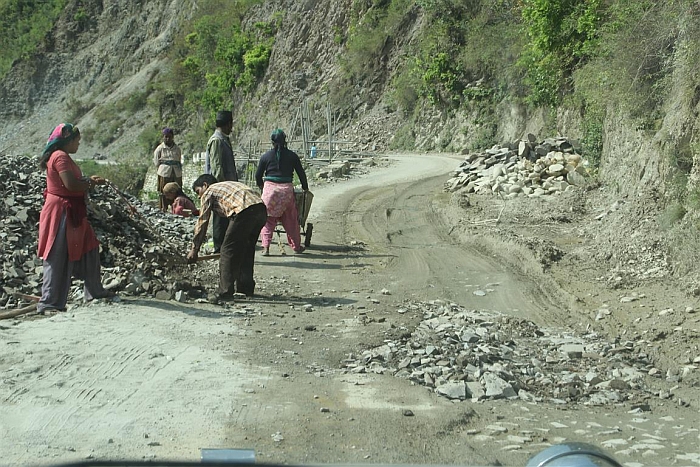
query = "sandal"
xmin=93 ymin=290 xmax=117 ymax=300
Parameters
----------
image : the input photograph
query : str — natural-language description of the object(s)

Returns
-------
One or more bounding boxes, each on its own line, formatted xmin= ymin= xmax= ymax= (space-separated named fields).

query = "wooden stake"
xmin=0 ymin=303 xmax=38 ymax=320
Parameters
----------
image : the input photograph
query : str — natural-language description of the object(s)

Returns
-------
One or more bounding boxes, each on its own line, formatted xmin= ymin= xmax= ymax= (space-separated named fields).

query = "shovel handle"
xmin=0 ymin=303 xmax=38 ymax=320
xmin=12 ymin=292 xmax=41 ymax=302
xmin=196 ymin=254 xmax=221 ymax=262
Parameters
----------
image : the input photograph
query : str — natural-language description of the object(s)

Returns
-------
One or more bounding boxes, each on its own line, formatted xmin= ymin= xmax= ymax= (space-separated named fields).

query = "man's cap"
xmin=216 ymin=110 xmax=233 ymax=123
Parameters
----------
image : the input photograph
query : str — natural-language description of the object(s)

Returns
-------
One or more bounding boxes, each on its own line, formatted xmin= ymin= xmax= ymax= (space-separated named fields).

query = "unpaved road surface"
xmin=1 ymin=154 xmax=698 ymax=466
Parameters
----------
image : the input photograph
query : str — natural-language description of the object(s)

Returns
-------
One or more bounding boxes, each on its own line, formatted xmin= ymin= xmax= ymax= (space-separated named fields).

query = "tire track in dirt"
xmin=0 ymin=307 xmax=274 ymax=463
xmin=336 ymin=160 xmax=563 ymax=327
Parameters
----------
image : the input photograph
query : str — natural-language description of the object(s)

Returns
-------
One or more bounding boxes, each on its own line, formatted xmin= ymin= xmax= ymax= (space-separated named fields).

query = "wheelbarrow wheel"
xmin=304 ymin=223 xmax=313 ymax=247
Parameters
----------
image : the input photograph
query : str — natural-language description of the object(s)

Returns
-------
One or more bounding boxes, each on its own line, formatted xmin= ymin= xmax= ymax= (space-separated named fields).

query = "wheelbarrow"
xmin=296 ymin=189 xmax=314 ymax=247
xmin=271 ymin=189 xmax=314 ymax=251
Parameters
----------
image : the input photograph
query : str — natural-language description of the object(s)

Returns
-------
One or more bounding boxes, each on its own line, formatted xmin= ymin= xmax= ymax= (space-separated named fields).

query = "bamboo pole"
xmin=301 ymin=101 xmax=308 ymax=159
xmin=290 ymin=106 xmax=300 ymax=142
xmin=327 ymin=102 xmax=333 ymax=162
xmin=304 ymin=100 xmax=311 ymax=158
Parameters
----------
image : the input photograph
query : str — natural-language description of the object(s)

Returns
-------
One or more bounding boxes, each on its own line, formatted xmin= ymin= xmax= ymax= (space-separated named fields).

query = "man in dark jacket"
xmin=204 ymin=110 xmax=237 ymax=253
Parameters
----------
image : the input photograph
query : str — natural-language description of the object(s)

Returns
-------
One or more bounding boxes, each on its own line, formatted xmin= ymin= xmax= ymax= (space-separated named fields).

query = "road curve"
xmin=305 ymin=153 xmax=559 ymax=325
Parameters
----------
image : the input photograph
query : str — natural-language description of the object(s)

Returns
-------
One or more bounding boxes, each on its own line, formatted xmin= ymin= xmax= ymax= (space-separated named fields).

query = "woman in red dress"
xmin=37 ymin=123 xmax=114 ymax=313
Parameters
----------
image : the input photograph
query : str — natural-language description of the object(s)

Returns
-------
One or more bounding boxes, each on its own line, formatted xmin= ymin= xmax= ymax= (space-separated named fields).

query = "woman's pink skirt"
xmin=262 ymin=181 xmax=295 ymax=217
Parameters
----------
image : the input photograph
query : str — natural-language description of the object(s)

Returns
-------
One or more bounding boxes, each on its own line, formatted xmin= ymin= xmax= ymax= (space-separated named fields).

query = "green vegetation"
xmin=579 ymin=102 xmax=604 ymax=167
xmin=137 ymin=127 xmax=164 ymax=157
xmin=332 ymin=25 xmax=344 ymax=45
xmin=413 ymin=1 xmax=516 ymax=151
xmin=83 ymin=87 xmax=153 ymax=148
xmin=342 ymin=0 xmax=414 ymax=81
xmin=666 ymin=138 xmax=698 ymax=213
xmin=0 ymin=0 xmax=68 ymax=77
xmin=573 ymin=1 xmax=684 ymax=128
xmin=5 ymin=0 xmax=700 ymax=207
xmin=338 ymin=0 xmax=695 ymax=152
xmin=415 ymin=52 xmax=463 ymax=107
xmin=658 ymin=202 xmax=687 ymax=230
xmin=466 ymin=118 xmax=498 ymax=152
xmin=388 ymin=123 xmax=416 ymax=150
xmin=77 ymin=159 xmax=149 ymax=196
xmin=169 ymin=0 xmax=274 ymax=133
xmin=344 ymin=0 xmax=519 ymax=113
xmin=341 ymin=0 xmax=519 ymax=155
xmin=388 ymin=70 xmax=420 ymax=114
xmin=73 ymin=6 xmax=89 ymax=30
xmin=66 ymin=94 xmax=93 ymax=124
xmin=519 ymin=0 xmax=603 ymax=106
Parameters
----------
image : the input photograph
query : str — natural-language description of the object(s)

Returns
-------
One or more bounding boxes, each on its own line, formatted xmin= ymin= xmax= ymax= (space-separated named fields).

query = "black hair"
xmin=271 ymin=128 xmax=287 ymax=148
xmin=192 ymin=174 xmax=218 ymax=191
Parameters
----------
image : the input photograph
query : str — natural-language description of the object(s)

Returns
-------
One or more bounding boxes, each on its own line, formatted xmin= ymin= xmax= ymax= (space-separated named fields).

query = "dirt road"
xmin=1 ymin=153 xmax=698 ymax=466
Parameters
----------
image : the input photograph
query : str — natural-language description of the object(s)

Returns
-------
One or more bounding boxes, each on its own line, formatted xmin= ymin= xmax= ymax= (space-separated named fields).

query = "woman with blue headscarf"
xmin=255 ymin=129 xmax=309 ymax=255
xmin=37 ymin=123 xmax=115 ymax=313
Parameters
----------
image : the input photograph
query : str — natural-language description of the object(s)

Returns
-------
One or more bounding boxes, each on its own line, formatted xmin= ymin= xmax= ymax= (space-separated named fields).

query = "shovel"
xmin=166 ymin=253 xmax=221 ymax=265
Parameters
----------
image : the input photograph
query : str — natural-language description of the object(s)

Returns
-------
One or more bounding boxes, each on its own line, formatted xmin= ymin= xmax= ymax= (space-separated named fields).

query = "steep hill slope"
xmin=0 ymin=0 xmax=413 ymax=158
xmin=1 ymin=0 xmax=700 ymax=295
xmin=0 ymin=1 xmax=187 ymax=156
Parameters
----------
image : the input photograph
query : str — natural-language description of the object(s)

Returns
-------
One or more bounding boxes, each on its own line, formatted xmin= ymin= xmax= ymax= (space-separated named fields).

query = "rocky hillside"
xmin=1 ymin=0 xmax=699 ymax=293
xmin=0 ymin=0 xmax=409 ymax=158
xmin=0 ymin=0 xmax=194 ymax=158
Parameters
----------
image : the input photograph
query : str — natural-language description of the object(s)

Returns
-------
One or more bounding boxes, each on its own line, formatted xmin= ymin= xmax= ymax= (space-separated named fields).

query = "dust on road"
xmin=1 ymin=153 xmax=698 ymax=467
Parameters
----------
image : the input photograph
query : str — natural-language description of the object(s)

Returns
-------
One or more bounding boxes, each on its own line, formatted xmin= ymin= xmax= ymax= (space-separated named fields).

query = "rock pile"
xmin=445 ymin=135 xmax=590 ymax=198
xmin=342 ymin=300 xmax=680 ymax=406
xmin=1 ymin=155 xmax=198 ymax=310
xmin=315 ymin=158 xmax=379 ymax=180
xmin=337 ymin=112 xmax=395 ymax=153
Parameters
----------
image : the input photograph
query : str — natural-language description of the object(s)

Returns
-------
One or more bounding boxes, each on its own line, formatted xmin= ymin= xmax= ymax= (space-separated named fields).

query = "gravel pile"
xmin=343 ymin=300 xmax=687 ymax=406
xmin=445 ymin=135 xmax=590 ymax=197
xmin=0 ymin=154 xmax=200 ymax=310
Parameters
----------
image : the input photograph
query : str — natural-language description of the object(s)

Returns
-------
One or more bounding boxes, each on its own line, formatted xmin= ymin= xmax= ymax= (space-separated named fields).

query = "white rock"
xmin=547 ymin=163 xmax=565 ymax=175
xmin=436 ymin=381 xmax=467 ymax=400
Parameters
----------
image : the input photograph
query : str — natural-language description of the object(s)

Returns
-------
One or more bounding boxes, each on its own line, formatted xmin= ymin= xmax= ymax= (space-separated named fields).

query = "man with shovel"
xmin=186 ymin=174 xmax=267 ymax=301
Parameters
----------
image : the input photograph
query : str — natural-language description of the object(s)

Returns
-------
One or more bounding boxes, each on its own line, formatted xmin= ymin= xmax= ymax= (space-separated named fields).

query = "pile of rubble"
xmin=1 ymin=155 xmax=201 ymax=310
xmin=445 ymin=135 xmax=590 ymax=197
xmin=342 ymin=300 xmax=684 ymax=406
xmin=315 ymin=157 xmax=381 ymax=180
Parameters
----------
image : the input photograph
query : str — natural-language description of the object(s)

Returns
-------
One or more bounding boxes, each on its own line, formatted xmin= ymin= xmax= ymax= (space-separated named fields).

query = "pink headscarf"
xmin=43 ymin=123 xmax=79 ymax=156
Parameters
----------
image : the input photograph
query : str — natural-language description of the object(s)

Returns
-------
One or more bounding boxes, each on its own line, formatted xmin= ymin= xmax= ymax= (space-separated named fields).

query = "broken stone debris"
xmin=342 ymin=300 xmax=678 ymax=406
xmin=1 ymin=154 xmax=203 ymax=310
xmin=445 ymin=135 xmax=589 ymax=198
xmin=316 ymin=161 xmax=352 ymax=179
